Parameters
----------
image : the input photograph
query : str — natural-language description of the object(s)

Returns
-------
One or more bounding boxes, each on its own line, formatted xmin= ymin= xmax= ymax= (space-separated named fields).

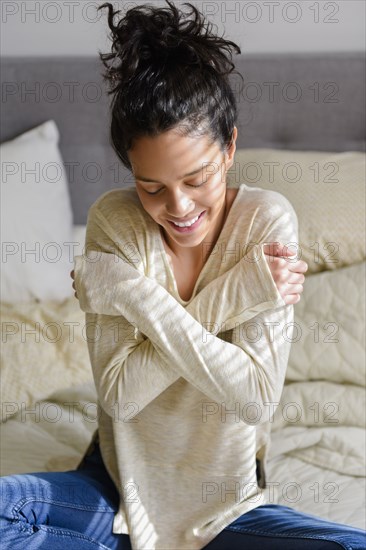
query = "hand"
xmin=70 ymin=270 xmax=78 ymax=300
xmin=263 ymin=242 xmax=308 ymax=306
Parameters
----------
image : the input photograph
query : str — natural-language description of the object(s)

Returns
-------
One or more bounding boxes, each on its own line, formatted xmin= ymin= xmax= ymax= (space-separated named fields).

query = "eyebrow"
xmin=135 ymin=166 xmax=204 ymax=184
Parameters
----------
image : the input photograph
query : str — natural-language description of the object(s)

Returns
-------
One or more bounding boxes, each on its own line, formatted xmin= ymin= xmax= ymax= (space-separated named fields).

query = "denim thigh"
xmin=204 ymin=503 xmax=366 ymax=550
xmin=0 ymin=442 xmax=131 ymax=550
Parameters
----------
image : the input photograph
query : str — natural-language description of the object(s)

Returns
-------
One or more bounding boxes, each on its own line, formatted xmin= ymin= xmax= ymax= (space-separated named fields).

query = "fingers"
xmin=72 ymin=281 xmax=78 ymax=298
xmin=263 ymin=248 xmax=308 ymax=270
xmin=263 ymin=243 xmax=309 ymax=306
xmin=286 ymin=283 xmax=304 ymax=295
xmin=290 ymin=260 xmax=308 ymax=273
xmin=287 ymin=273 xmax=306 ymax=284
xmin=278 ymin=265 xmax=306 ymax=304
xmin=263 ymin=242 xmax=298 ymax=257
xmin=263 ymin=243 xmax=309 ymax=273
xmin=70 ymin=270 xmax=78 ymax=299
xmin=283 ymin=294 xmax=301 ymax=305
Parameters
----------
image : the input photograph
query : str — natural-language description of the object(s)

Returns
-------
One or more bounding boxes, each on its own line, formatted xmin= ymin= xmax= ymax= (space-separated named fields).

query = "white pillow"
xmin=1 ymin=120 xmax=74 ymax=302
xmin=72 ymin=225 xmax=87 ymax=258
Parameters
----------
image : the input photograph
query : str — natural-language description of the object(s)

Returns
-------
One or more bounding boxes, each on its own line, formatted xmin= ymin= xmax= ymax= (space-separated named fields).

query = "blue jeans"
xmin=0 ymin=439 xmax=365 ymax=550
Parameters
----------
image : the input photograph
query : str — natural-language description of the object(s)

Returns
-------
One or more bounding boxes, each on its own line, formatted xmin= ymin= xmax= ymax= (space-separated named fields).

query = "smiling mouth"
xmin=167 ymin=210 xmax=206 ymax=232
xmin=168 ymin=211 xmax=205 ymax=226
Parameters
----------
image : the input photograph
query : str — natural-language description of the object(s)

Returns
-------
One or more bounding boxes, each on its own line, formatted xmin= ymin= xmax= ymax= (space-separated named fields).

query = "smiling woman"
xmin=1 ymin=1 xmax=365 ymax=550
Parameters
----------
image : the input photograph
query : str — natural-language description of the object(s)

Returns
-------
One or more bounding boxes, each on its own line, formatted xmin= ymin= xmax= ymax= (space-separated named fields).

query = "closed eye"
xmin=144 ymin=179 xmax=210 ymax=196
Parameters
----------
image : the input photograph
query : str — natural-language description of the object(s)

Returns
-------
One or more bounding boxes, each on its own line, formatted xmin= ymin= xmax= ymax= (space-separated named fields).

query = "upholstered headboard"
xmin=1 ymin=53 xmax=365 ymax=224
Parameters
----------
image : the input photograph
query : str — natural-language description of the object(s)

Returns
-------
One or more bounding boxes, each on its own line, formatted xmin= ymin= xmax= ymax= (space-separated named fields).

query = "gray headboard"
xmin=1 ymin=53 xmax=365 ymax=224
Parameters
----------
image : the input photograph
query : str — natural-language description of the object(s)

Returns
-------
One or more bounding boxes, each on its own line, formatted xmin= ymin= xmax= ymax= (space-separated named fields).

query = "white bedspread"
xmin=1 ymin=380 xmax=364 ymax=530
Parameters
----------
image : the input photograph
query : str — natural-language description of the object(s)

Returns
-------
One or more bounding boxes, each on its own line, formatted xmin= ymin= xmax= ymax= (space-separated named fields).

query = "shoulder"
xmin=236 ymin=183 xmax=298 ymax=231
xmin=85 ymin=187 xmax=155 ymax=270
xmin=87 ymin=186 xmax=154 ymax=237
xmin=89 ymin=186 xmax=145 ymax=220
xmin=232 ymin=183 xmax=299 ymax=244
xmin=239 ymin=183 xmax=297 ymax=219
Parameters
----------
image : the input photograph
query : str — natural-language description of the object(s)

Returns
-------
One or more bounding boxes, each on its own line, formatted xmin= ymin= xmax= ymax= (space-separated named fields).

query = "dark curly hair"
xmin=97 ymin=0 xmax=243 ymax=172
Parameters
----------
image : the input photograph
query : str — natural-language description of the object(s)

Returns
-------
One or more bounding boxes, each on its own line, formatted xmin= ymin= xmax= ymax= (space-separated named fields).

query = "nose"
xmin=165 ymin=188 xmax=195 ymax=218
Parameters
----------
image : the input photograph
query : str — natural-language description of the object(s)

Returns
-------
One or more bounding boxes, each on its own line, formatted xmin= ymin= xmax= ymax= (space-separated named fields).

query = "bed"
xmin=1 ymin=53 xmax=365 ymax=532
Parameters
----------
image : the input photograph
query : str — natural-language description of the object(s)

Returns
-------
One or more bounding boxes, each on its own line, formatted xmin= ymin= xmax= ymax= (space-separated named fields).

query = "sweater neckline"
xmin=154 ymin=183 xmax=246 ymax=305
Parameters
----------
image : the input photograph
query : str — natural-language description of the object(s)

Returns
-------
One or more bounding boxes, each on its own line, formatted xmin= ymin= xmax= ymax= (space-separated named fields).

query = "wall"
xmin=1 ymin=0 xmax=365 ymax=57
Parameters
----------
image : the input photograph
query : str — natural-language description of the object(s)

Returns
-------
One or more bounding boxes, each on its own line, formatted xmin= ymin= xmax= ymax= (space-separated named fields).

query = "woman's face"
xmin=128 ymin=126 xmax=237 ymax=257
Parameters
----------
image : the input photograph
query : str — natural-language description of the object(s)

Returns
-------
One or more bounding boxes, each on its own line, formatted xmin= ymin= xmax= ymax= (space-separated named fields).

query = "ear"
xmin=224 ymin=126 xmax=238 ymax=170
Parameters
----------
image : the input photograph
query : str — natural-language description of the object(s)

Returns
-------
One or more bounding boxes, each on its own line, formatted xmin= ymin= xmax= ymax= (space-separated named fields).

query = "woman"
xmin=1 ymin=1 xmax=365 ymax=549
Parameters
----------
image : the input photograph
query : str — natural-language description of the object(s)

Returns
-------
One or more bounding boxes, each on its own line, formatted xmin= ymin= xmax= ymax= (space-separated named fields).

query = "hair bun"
xmin=97 ymin=0 xmax=242 ymax=172
xmin=98 ymin=1 xmax=241 ymax=89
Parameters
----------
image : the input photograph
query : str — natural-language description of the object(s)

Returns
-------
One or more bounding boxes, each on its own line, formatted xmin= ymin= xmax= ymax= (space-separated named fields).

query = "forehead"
xmin=128 ymin=129 xmax=222 ymax=178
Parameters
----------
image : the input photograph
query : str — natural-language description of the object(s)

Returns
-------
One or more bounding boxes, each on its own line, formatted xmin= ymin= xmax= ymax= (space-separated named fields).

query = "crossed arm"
xmin=74 ymin=200 xmax=298 ymax=422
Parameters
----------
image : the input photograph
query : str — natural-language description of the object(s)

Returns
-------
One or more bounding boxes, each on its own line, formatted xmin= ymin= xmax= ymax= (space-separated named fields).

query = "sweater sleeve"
xmin=74 ymin=196 xmax=298 ymax=422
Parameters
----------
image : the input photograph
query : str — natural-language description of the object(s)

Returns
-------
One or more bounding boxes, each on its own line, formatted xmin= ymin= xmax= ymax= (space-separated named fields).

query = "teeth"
xmin=172 ymin=213 xmax=200 ymax=227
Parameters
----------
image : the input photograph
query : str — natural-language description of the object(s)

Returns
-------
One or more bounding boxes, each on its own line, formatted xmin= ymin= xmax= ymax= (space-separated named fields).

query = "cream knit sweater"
xmin=73 ymin=182 xmax=298 ymax=549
